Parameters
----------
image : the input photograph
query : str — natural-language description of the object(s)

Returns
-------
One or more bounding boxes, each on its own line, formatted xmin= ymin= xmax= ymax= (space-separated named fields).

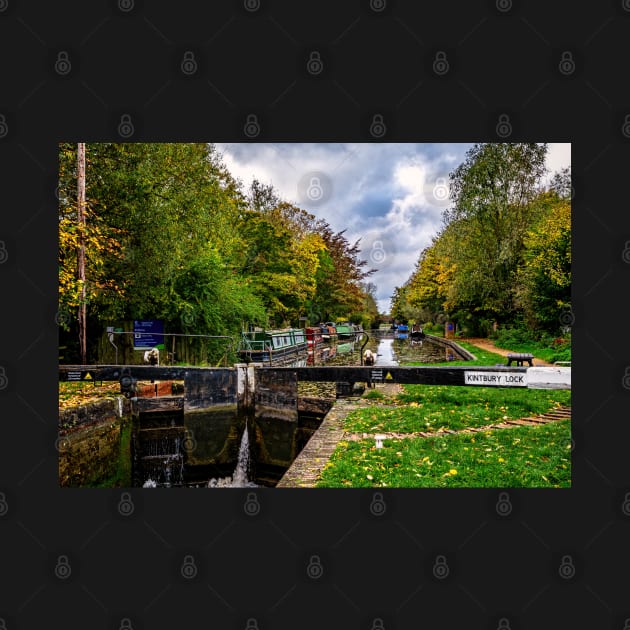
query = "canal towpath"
xmin=457 ymin=338 xmax=554 ymax=366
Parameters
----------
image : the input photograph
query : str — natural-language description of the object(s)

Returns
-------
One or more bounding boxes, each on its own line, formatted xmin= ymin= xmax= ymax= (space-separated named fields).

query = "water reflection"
xmin=374 ymin=338 xmax=398 ymax=366
xmin=388 ymin=337 xmax=461 ymax=365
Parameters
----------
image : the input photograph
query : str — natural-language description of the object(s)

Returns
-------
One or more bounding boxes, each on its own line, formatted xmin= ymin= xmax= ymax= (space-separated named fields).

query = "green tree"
xmin=59 ymin=142 xmax=256 ymax=361
xmin=444 ymin=143 xmax=548 ymax=324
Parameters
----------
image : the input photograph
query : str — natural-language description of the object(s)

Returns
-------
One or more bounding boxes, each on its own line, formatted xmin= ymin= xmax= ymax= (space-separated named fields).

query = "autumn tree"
xmin=516 ymin=192 xmax=571 ymax=332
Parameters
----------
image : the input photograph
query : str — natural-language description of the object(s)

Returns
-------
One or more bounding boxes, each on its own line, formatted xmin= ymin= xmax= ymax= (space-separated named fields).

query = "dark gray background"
xmin=0 ymin=1 xmax=628 ymax=628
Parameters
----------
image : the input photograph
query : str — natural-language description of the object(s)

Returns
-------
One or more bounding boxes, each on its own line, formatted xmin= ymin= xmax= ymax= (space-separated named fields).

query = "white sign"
xmin=464 ymin=371 xmax=527 ymax=387
xmin=371 ymin=369 xmax=383 ymax=381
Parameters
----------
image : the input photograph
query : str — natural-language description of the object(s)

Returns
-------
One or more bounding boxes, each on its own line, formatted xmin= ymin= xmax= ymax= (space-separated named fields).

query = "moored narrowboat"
xmin=238 ymin=328 xmax=308 ymax=364
xmin=305 ymin=326 xmax=323 ymax=347
xmin=335 ymin=322 xmax=356 ymax=340
xmin=320 ymin=322 xmax=338 ymax=341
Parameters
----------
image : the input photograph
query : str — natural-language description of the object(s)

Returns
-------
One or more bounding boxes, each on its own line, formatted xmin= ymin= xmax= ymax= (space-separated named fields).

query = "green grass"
xmin=316 ymin=419 xmax=571 ymax=488
xmin=317 ymin=341 xmax=571 ymax=488
xmin=363 ymin=389 xmax=385 ymax=400
xmin=491 ymin=329 xmax=571 ymax=364
xmin=347 ymin=385 xmax=570 ymax=434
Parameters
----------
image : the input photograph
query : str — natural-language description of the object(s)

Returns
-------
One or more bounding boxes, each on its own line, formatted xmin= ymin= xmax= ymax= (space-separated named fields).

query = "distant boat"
xmin=395 ymin=324 xmax=409 ymax=340
xmin=336 ymin=341 xmax=355 ymax=354
xmin=410 ymin=325 xmax=425 ymax=340
xmin=238 ymin=328 xmax=307 ymax=364
xmin=305 ymin=326 xmax=323 ymax=347
xmin=307 ymin=343 xmax=334 ymax=365
xmin=336 ymin=322 xmax=358 ymax=340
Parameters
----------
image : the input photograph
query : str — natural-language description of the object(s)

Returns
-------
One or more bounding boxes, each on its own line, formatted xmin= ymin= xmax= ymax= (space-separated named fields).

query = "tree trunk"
xmin=77 ymin=142 xmax=87 ymax=364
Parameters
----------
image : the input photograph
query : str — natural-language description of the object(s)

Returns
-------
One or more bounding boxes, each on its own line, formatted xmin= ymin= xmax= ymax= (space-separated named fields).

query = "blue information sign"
xmin=133 ymin=319 xmax=164 ymax=349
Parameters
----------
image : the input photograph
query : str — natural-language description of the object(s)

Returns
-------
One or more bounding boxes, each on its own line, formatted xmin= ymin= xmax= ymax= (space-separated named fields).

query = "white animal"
xmin=143 ymin=347 xmax=159 ymax=365
xmin=363 ymin=349 xmax=375 ymax=366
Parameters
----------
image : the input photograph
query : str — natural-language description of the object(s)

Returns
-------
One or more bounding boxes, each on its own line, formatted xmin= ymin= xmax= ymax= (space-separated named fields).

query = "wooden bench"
xmin=506 ymin=353 xmax=534 ymax=367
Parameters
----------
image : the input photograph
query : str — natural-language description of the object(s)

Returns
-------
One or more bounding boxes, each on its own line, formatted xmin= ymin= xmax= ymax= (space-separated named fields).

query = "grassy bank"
xmin=315 ymin=342 xmax=571 ymax=488
xmin=317 ymin=420 xmax=570 ymax=488
xmin=490 ymin=328 xmax=571 ymax=364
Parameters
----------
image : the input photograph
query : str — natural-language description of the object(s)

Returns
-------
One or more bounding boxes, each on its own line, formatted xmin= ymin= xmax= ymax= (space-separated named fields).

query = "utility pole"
xmin=77 ymin=143 xmax=87 ymax=364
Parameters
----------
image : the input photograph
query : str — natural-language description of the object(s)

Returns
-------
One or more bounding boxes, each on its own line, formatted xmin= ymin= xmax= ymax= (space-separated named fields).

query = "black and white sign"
xmin=464 ymin=371 xmax=527 ymax=387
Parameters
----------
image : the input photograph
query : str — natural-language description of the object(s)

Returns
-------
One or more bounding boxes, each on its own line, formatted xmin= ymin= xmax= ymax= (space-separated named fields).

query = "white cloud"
xmin=215 ymin=142 xmax=570 ymax=314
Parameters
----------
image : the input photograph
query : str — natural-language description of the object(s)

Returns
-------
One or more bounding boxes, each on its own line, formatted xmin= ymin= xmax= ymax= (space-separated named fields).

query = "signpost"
xmin=133 ymin=320 xmax=164 ymax=350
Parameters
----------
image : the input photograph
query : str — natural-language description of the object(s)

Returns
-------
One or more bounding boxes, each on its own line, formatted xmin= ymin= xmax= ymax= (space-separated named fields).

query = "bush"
xmin=493 ymin=326 xmax=533 ymax=347
xmin=422 ymin=322 xmax=444 ymax=335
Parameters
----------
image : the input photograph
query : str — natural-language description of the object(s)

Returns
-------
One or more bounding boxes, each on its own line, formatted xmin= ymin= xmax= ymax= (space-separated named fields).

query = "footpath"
xmin=458 ymin=337 xmax=554 ymax=366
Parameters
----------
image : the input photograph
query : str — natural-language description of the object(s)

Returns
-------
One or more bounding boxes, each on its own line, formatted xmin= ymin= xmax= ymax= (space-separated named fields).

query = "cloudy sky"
xmin=215 ymin=143 xmax=571 ymax=314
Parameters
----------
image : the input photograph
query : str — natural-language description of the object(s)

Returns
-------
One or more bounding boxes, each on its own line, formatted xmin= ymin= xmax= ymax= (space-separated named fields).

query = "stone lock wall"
xmin=58 ymin=397 xmax=131 ymax=487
